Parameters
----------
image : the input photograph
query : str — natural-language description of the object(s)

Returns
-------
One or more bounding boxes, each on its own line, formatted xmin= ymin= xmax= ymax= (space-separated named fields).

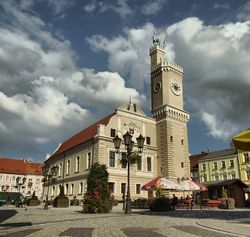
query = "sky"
xmin=0 ymin=0 xmax=250 ymax=162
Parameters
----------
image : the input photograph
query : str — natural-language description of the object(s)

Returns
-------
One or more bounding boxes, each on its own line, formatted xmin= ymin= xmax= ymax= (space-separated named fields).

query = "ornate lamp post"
xmin=113 ymin=131 xmax=145 ymax=214
xmin=42 ymin=165 xmax=59 ymax=210
xmin=16 ymin=177 xmax=26 ymax=193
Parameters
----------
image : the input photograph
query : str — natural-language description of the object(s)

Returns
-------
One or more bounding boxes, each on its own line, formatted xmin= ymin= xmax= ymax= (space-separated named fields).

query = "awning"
xmin=179 ymin=180 xmax=208 ymax=191
xmin=142 ymin=176 xmax=180 ymax=190
xmin=232 ymin=129 xmax=250 ymax=151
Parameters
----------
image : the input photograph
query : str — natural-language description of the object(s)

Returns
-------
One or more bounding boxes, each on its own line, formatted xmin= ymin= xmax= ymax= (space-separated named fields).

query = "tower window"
xmin=146 ymin=136 xmax=151 ymax=145
xmin=181 ymin=139 xmax=184 ymax=145
xmin=181 ymin=162 xmax=184 ymax=168
xmin=170 ymin=136 xmax=173 ymax=142
xmin=110 ymin=129 xmax=116 ymax=137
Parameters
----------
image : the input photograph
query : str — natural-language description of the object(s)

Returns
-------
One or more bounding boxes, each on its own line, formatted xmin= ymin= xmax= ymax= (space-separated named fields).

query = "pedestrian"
xmin=172 ymin=194 xmax=178 ymax=211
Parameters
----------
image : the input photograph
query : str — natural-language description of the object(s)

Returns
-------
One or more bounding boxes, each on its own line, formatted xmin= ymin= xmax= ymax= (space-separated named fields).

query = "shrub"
xmin=149 ymin=197 xmax=172 ymax=211
xmin=83 ymin=163 xmax=112 ymax=213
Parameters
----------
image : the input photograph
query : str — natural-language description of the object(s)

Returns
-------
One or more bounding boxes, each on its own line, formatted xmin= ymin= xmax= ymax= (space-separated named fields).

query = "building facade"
xmin=198 ymin=149 xmax=240 ymax=184
xmin=45 ymin=37 xmax=190 ymax=201
xmin=238 ymin=151 xmax=250 ymax=187
xmin=0 ymin=158 xmax=44 ymax=199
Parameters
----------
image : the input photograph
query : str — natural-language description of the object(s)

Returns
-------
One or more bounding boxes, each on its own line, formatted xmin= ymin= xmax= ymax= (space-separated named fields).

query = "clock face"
xmin=171 ymin=80 xmax=182 ymax=95
xmin=153 ymin=82 xmax=161 ymax=93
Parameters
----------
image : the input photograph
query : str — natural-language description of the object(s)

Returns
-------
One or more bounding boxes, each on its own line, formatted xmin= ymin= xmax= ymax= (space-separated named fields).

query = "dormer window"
xmin=110 ymin=129 xmax=116 ymax=137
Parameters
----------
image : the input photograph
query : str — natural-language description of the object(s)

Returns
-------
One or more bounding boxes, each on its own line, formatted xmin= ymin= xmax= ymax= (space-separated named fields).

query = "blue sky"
xmin=0 ymin=0 xmax=250 ymax=162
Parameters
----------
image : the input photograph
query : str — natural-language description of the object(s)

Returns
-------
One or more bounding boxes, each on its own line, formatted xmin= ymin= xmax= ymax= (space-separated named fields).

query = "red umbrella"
xmin=141 ymin=176 xmax=162 ymax=190
xmin=179 ymin=180 xmax=207 ymax=191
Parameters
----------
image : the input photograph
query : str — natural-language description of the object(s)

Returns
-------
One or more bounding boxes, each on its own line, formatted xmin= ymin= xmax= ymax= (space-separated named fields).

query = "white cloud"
xmin=141 ymin=0 xmax=167 ymax=16
xmin=0 ymin=1 xmax=145 ymax=159
xmin=237 ymin=2 xmax=250 ymax=21
xmin=87 ymin=17 xmax=250 ymax=141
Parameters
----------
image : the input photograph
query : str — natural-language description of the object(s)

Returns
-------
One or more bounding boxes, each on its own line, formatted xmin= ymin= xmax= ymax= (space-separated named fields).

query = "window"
xmin=0 ymin=176 xmax=2 ymax=181
xmin=214 ymin=173 xmax=219 ymax=181
xmin=246 ymin=170 xmax=250 ymax=180
xmin=203 ymin=174 xmax=207 ymax=182
xmin=59 ymin=163 xmax=62 ymax=176
xmin=137 ymin=156 xmax=142 ymax=170
xmin=67 ymin=160 xmax=71 ymax=174
xmin=87 ymin=152 xmax=92 ymax=169
xmin=136 ymin=184 xmax=141 ymax=194
xmin=109 ymin=151 xmax=115 ymax=167
xmin=244 ymin=153 xmax=249 ymax=163
xmin=181 ymin=139 xmax=184 ymax=145
xmin=230 ymin=160 xmax=234 ymax=168
xmin=222 ymin=173 xmax=227 ymax=180
xmin=213 ymin=162 xmax=217 ymax=170
xmin=121 ymin=153 xmax=127 ymax=168
xmin=181 ymin=162 xmax=184 ymax=168
xmin=108 ymin=182 xmax=115 ymax=193
xmin=12 ymin=176 xmax=16 ymax=181
xmin=110 ymin=129 xmax=116 ymax=137
xmin=147 ymin=157 xmax=152 ymax=171
xmin=71 ymin=184 xmax=74 ymax=195
xmin=65 ymin=184 xmax=69 ymax=195
xmin=121 ymin=183 xmax=126 ymax=194
xmin=231 ymin=172 xmax=236 ymax=179
xmin=221 ymin=161 xmax=226 ymax=169
xmin=79 ymin=182 xmax=83 ymax=193
xmin=202 ymin=164 xmax=206 ymax=171
xmin=146 ymin=136 xmax=151 ymax=145
xmin=170 ymin=136 xmax=173 ymax=142
xmin=76 ymin=156 xmax=80 ymax=172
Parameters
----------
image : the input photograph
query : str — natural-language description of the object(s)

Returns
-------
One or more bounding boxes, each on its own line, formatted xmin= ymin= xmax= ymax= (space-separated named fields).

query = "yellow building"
xmin=44 ymin=36 xmax=190 ymax=202
xmin=198 ymin=149 xmax=240 ymax=184
xmin=238 ymin=151 xmax=250 ymax=186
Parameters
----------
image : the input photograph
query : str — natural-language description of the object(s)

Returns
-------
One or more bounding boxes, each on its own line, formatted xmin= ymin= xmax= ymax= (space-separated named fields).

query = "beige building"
xmin=0 ymin=158 xmax=44 ymax=199
xmin=45 ymin=36 xmax=190 ymax=201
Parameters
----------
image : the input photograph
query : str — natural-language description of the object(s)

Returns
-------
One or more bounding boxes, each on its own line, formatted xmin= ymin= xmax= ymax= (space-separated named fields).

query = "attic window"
xmin=110 ymin=129 xmax=116 ymax=137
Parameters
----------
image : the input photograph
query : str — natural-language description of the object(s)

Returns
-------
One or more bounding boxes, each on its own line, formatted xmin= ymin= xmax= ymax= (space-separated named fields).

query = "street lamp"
xmin=113 ymin=131 xmax=145 ymax=214
xmin=16 ymin=177 xmax=26 ymax=193
xmin=42 ymin=165 xmax=59 ymax=210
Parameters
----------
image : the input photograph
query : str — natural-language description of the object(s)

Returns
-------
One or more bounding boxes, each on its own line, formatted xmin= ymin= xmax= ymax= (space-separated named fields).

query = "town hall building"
xmin=45 ymin=36 xmax=190 ymax=201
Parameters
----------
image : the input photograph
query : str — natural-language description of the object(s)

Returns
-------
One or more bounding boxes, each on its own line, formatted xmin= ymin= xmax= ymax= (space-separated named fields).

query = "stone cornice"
xmin=152 ymin=105 xmax=189 ymax=123
xmin=151 ymin=62 xmax=183 ymax=78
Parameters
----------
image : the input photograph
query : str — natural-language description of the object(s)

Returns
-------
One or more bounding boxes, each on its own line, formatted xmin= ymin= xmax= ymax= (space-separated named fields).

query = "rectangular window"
xmin=202 ymin=164 xmax=206 ymax=171
xmin=204 ymin=174 xmax=207 ymax=182
xmin=79 ymin=182 xmax=83 ymax=193
xmin=110 ymin=129 xmax=116 ymax=137
xmin=76 ymin=156 xmax=80 ymax=172
xmin=181 ymin=139 xmax=184 ymax=145
xmin=181 ymin=162 xmax=184 ymax=168
xmin=223 ymin=173 xmax=227 ymax=180
xmin=146 ymin=136 xmax=151 ymax=145
xmin=121 ymin=183 xmax=126 ymax=194
xmin=170 ymin=136 xmax=173 ymax=142
xmin=221 ymin=161 xmax=226 ymax=169
xmin=121 ymin=153 xmax=127 ymax=168
xmin=137 ymin=156 xmax=142 ymax=170
xmin=230 ymin=160 xmax=234 ymax=168
xmin=65 ymin=184 xmax=69 ymax=195
xmin=244 ymin=153 xmax=249 ymax=163
xmin=12 ymin=176 xmax=16 ymax=181
xmin=87 ymin=152 xmax=92 ymax=169
xmin=136 ymin=184 xmax=141 ymax=194
xmin=108 ymin=182 xmax=115 ymax=193
xmin=246 ymin=170 xmax=250 ymax=180
xmin=59 ymin=163 xmax=62 ymax=176
xmin=214 ymin=174 xmax=219 ymax=181
xmin=109 ymin=151 xmax=115 ymax=167
xmin=147 ymin=157 xmax=152 ymax=171
xmin=67 ymin=160 xmax=70 ymax=174
xmin=213 ymin=162 xmax=218 ymax=170
xmin=71 ymin=184 xmax=74 ymax=195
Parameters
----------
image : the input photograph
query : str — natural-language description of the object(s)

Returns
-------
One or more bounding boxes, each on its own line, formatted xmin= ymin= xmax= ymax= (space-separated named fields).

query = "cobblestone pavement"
xmin=0 ymin=205 xmax=249 ymax=237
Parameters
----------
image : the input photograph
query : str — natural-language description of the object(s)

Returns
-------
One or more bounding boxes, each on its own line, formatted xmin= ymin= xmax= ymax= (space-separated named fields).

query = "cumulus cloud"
xmin=87 ymin=17 xmax=250 ymax=141
xmin=0 ymin=1 xmax=145 ymax=159
xmin=141 ymin=0 xmax=167 ymax=16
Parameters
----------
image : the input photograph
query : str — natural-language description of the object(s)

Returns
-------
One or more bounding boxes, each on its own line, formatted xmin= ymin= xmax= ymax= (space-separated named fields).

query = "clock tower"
xmin=150 ymin=36 xmax=190 ymax=182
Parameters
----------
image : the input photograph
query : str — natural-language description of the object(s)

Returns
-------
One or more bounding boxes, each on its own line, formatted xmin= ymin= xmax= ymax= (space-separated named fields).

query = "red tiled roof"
xmin=50 ymin=113 xmax=115 ymax=159
xmin=189 ymin=152 xmax=208 ymax=169
xmin=0 ymin=157 xmax=43 ymax=175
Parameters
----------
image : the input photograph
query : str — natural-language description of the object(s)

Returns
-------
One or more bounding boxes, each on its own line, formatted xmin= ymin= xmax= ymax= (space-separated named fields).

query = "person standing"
xmin=172 ymin=194 xmax=178 ymax=210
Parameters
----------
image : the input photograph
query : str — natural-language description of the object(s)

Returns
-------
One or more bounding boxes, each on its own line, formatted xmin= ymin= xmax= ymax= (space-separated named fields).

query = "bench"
xmin=200 ymin=199 xmax=221 ymax=209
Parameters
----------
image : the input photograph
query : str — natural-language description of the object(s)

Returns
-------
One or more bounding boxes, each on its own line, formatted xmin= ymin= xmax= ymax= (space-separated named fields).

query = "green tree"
xmin=83 ymin=163 xmax=112 ymax=213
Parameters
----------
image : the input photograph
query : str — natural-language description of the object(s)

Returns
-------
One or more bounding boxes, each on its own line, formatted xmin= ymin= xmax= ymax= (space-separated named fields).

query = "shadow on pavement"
xmin=136 ymin=209 xmax=250 ymax=220
xmin=0 ymin=210 xmax=18 ymax=223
